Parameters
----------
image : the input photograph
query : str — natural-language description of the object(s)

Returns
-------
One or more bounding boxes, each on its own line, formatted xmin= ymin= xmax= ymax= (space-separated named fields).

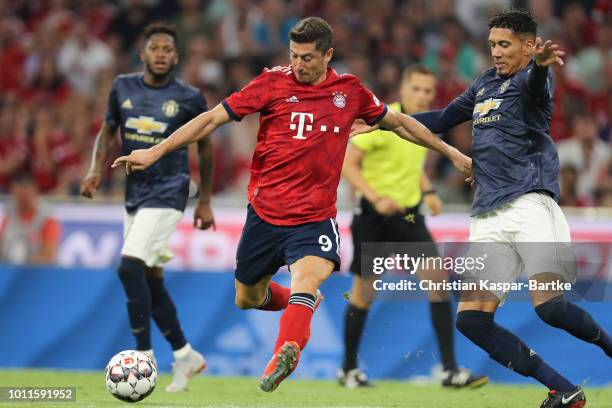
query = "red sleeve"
xmin=41 ymin=218 xmax=62 ymax=244
xmin=222 ymin=71 xmax=274 ymax=121
xmin=356 ymin=82 xmax=388 ymax=126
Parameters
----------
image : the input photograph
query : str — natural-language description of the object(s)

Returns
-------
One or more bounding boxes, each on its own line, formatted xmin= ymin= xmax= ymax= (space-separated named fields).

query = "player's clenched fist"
xmin=80 ymin=173 xmax=101 ymax=198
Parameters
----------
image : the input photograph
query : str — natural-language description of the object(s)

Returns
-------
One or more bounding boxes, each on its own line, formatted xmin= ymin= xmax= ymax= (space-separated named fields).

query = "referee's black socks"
xmin=429 ymin=301 xmax=458 ymax=372
xmin=343 ymin=304 xmax=369 ymax=372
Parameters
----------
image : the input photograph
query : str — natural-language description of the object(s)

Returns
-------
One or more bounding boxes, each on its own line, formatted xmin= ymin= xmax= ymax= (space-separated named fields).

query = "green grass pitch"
xmin=0 ymin=370 xmax=610 ymax=407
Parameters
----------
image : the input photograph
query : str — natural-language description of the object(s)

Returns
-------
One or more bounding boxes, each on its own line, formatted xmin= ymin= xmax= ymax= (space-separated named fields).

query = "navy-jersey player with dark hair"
xmin=80 ymin=23 xmax=215 ymax=392
xmin=407 ymin=9 xmax=610 ymax=408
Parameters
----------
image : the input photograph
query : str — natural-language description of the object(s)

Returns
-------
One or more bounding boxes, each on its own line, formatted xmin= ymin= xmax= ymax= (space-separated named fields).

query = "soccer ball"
xmin=104 ymin=350 xmax=157 ymax=402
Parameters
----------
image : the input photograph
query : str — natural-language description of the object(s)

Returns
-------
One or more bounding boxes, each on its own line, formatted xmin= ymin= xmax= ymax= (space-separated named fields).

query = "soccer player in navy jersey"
xmin=112 ymin=17 xmax=472 ymax=393
xmin=355 ymin=9 xmax=610 ymax=408
xmin=80 ymin=23 xmax=214 ymax=392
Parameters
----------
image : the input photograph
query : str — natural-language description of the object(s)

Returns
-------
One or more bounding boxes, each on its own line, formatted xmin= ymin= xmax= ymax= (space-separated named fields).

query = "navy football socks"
xmin=147 ymin=277 xmax=187 ymax=351
xmin=118 ymin=257 xmax=151 ymax=350
xmin=536 ymin=294 xmax=612 ymax=358
xmin=456 ymin=310 xmax=574 ymax=392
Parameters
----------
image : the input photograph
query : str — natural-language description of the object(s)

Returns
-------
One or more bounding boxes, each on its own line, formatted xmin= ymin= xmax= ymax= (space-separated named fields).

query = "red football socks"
xmin=257 ymin=282 xmax=290 ymax=311
xmin=273 ymin=293 xmax=316 ymax=351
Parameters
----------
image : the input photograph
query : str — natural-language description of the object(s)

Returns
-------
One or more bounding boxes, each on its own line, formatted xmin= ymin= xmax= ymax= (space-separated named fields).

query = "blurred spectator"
xmin=0 ymin=173 xmax=61 ymax=265
xmin=557 ymin=113 xmax=611 ymax=204
xmin=219 ymin=0 xmax=256 ymax=58
xmin=528 ymin=0 xmax=561 ymax=40
xmin=108 ymin=0 xmax=151 ymax=53
xmin=455 ymin=0 xmax=511 ymax=38
xmin=173 ymin=0 xmax=216 ymax=57
xmin=0 ymin=102 xmax=29 ymax=192
xmin=23 ymin=57 xmax=71 ymax=104
xmin=57 ymin=21 xmax=114 ymax=94
xmin=594 ymin=159 xmax=612 ymax=206
xmin=28 ymin=105 xmax=80 ymax=194
xmin=560 ymin=1 xmax=595 ymax=54
xmin=432 ymin=43 xmax=468 ymax=108
xmin=249 ymin=0 xmax=298 ymax=55
xmin=0 ymin=14 xmax=27 ymax=94
xmin=423 ymin=17 xmax=483 ymax=82
xmin=549 ymin=55 xmax=591 ymax=141
xmin=567 ymin=19 xmax=611 ymax=93
xmin=559 ymin=164 xmax=585 ymax=207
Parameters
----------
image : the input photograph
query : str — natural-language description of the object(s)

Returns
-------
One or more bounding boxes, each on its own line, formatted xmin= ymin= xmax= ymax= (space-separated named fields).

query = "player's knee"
xmin=292 ymin=270 xmax=326 ymax=295
xmin=350 ymin=284 xmax=373 ymax=309
xmin=535 ymin=295 xmax=566 ymax=327
xmin=455 ymin=310 xmax=494 ymax=341
xmin=234 ymin=294 xmax=259 ymax=310
xmin=427 ymin=289 xmax=450 ymax=302
xmin=144 ymin=267 xmax=163 ymax=279
xmin=118 ymin=257 xmax=146 ymax=284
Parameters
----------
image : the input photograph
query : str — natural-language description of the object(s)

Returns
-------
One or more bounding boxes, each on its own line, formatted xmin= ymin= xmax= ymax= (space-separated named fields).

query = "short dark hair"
xmin=143 ymin=22 xmax=178 ymax=47
xmin=402 ymin=64 xmax=435 ymax=81
xmin=488 ymin=8 xmax=537 ymax=37
xmin=289 ymin=17 xmax=333 ymax=54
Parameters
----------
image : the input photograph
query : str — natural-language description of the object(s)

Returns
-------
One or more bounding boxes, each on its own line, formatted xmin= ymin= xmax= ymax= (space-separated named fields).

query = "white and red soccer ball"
xmin=105 ymin=350 xmax=157 ymax=402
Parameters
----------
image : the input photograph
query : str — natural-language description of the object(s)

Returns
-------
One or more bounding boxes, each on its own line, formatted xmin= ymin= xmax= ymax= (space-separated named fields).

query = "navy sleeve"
xmin=451 ymin=77 xmax=478 ymax=116
xmin=412 ymin=102 xmax=473 ymax=134
xmin=104 ymin=79 xmax=120 ymax=130
xmin=411 ymin=77 xmax=477 ymax=133
xmin=525 ymin=63 xmax=552 ymax=100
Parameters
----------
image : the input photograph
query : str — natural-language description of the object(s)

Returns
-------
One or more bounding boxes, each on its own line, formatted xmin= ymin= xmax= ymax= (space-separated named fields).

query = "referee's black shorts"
xmin=350 ymin=197 xmax=438 ymax=276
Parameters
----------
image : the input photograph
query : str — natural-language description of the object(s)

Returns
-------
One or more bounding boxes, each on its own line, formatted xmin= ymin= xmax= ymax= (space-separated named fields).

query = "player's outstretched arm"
xmin=80 ymin=122 xmax=116 ymax=198
xmin=526 ymin=37 xmax=565 ymax=98
xmin=534 ymin=37 xmax=565 ymax=68
xmin=379 ymin=109 xmax=473 ymax=183
xmin=112 ymin=104 xmax=231 ymax=173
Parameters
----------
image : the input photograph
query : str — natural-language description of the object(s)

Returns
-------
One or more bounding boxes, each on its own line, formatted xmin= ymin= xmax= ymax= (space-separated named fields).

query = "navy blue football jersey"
xmin=415 ymin=61 xmax=559 ymax=215
xmin=105 ymin=73 xmax=207 ymax=213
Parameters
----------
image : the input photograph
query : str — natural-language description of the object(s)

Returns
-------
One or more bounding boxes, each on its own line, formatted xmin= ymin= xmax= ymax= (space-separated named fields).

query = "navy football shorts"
xmin=235 ymin=205 xmax=341 ymax=285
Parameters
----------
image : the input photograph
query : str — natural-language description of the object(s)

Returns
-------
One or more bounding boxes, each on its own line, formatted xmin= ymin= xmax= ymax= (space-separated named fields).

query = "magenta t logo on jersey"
xmin=290 ymin=112 xmax=314 ymax=139
xmin=289 ymin=112 xmax=342 ymax=139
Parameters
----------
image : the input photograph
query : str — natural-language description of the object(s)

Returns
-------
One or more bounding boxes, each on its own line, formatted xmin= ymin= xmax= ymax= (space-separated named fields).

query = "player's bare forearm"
xmin=420 ymin=173 xmax=432 ymax=192
xmin=381 ymin=110 xmax=472 ymax=180
xmin=87 ymin=123 xmax=116 ymax=175
xmin=382 ymin=110 xmax=453 ymax=157
xmin=341 ymin=145 xmax=380 ymax=204
xmin=113 ymin=104 xmax=231 ymax=172
xmin=197 ymin=137 xmax=215 ymax=203
xmin=152 ymin=104 xmax=230 ymax=158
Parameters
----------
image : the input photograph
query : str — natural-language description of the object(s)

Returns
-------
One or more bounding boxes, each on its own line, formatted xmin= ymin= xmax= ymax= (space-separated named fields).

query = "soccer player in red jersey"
xmin=113 ymin=17 xmax=472 ymax=392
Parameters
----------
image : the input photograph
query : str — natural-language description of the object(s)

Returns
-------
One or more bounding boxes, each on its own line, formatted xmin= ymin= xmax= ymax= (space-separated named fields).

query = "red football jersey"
xmin=223 ymin=66 xmax=387 ymax=226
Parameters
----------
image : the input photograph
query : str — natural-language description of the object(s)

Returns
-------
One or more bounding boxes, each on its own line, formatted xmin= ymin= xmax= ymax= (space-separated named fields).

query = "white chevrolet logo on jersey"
xmin=474 ymin=98 xmax=502 ymax=117
xmin=125 ymin=116 xmax=168 ymax=135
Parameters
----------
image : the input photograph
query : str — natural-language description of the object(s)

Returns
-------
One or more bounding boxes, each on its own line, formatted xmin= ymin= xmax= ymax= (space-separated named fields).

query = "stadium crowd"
xmin=0 ymin=0 xmax=610 ymax=206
